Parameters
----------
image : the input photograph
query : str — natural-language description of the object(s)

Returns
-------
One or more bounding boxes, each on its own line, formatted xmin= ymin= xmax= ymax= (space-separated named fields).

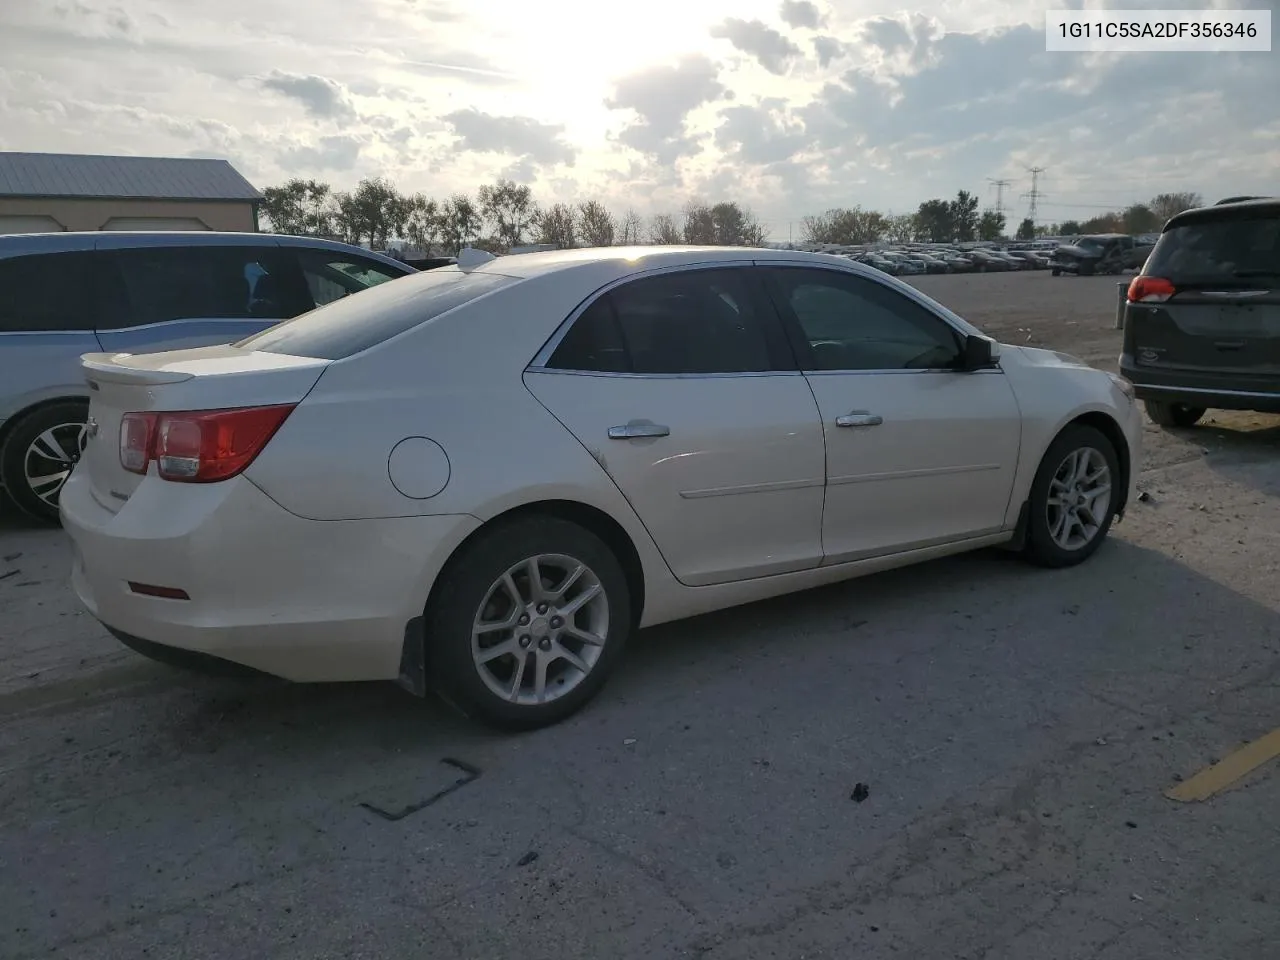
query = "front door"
xmin=524 ymin=264 xmax=826 ymax=587
xmin=759 ymin=264 xmax=1022 ymax=564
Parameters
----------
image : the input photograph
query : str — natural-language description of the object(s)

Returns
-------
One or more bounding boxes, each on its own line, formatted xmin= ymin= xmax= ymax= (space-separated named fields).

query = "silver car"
xmin=0 ymin=231 xmax=414 ymax=520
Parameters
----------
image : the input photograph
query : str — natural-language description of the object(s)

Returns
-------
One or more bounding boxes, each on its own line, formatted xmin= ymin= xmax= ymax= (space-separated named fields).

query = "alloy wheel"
xmin=1045 ymin=447 xmax=1112 ymax=551
xmin=23 ymin=421 xmax=87 ymax=507
xmin=471 ymin=554 xmax=610 ymax=706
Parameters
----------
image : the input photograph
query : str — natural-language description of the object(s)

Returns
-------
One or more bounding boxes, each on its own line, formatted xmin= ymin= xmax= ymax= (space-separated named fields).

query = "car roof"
xmin=1166 ymin=197 xmax=1280 ymax=229
xmin=468 ymin=245 xmax=856 ymax=280
xmin=0 ymin=230 xmax=410 ymax=268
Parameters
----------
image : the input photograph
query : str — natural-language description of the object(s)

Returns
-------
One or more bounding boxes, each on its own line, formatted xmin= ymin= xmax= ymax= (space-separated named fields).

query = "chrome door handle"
xmin=835 ymin=412 xmax=883 ymax=428
xmin=608 ymin=421 xmax=671 ymax=439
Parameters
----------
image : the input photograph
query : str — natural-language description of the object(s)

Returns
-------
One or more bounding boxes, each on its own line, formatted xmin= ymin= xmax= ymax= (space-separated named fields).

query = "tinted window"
xmin=238 ymin=268 xmax=514 ymax=360
xmin=548 ymin=268 xmax=776 ymax=375
xmin=1146 ymin=216 xmax=1280 ymax=282
xmin=0 ymin=252 xmax=94 ymax=332
xmin=107 ymin=246 xmax=293 ymax=328
xmin=296 ymin=250 xmax=407 ymax=308
xmin=766 ymin=268 xmax=962 ymax=371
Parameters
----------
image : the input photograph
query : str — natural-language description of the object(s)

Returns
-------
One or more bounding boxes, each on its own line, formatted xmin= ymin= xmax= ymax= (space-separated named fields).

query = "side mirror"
xmin=960 ymin=334 xmax=1000 ymax=371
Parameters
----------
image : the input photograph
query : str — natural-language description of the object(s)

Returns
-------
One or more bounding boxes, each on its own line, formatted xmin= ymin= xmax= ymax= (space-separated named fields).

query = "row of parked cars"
xmin=848 ymin=246 xmax=1052 ymax=275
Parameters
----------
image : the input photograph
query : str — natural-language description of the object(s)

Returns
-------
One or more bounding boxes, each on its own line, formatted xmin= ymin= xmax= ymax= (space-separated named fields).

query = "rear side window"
xmin=0 ymin=252 xmax=94 ymax=332
xmin=548 ymin=268 xmax=780 ymax=375
xmin=1146 ymin=216 xmax=1280 ymax=282
xmin=295 ymin=249 xmax=407 ymax=308
xmin=237 ymin=268 xmax=515 ymax=360
xmin=102 ymin=246 xmax=298 ymax=329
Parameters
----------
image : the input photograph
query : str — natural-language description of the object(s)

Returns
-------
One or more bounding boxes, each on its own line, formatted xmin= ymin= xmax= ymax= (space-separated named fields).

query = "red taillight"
xmin=1127 ymin=275 xmax=1176 ymax=303
xmin=118 ymin=405 xmax=295 ymax=482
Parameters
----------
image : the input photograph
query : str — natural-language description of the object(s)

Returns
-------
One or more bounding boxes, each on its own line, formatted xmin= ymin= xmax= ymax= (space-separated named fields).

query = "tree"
xmin=1058 ymin=220 xmax=1082 ymax=236
xmin=261 ymin=178 xmax=335 ymax=236
xmin=577 ymin=200 xmax=616 ymax=247
xmin=438 ymin=193 xmax=482 ymax=253
xmin=950 ymin=190 xmax=980 ymax=242
xmin=1080 ymin=213 xmax=1124 ymax=234
xmin=915 ymin=199 xmax=955 ymax=242
xmin=331 ymin=177 xmax=412 ymax=248
xmin=884 ymin=214 xmax=918 ymax=243
xmin=618 ymin=209 xmax=645 ymax=245
xmin=682 ymin=202 xmax=716 ymax=244
xmin=404 ymin=194 xmax=441 ymax=253
xmin=532 ymin=203 xmax=577 ymax=248
xmin=1122 ymin=203 xmax=1159 ymax=234
xmin=477 ymin=179 xmax=538 ymax=250
xmin=649 ymin=213 xmax=681 ymax=245
xmin=1016 ymin=217 xmax=1037 ymax=241
xmin=977 ymin=210 xmax=1006 ymax=241
xmin=1149 ymin=192 xmax=1202 ymax=224
xmin=802 ymin=207 xmax=888 ymax=245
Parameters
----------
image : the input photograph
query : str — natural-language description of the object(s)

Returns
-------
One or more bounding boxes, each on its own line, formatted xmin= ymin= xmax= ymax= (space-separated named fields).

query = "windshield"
xmin=1145 ymin=216 xmax=1280 ymax=282
xmin=1076 ymin=237 xmax=1106 ymax=250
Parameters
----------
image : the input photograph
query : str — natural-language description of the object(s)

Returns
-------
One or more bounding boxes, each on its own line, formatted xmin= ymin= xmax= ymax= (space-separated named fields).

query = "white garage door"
xmin=0 ymin=215 xmax=64 ymax=234
xmin=100 ymin=217 xmax=211 ymax=231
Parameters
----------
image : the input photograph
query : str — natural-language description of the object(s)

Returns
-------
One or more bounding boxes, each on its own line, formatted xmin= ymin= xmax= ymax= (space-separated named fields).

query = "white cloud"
xmin=0 ymin=0 xmax=1275 ymax=237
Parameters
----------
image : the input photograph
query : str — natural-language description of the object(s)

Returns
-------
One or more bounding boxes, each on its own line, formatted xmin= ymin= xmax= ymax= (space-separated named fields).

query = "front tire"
xmin=1144 ymin=400 xmax=1206 ymax=428
xmin=0 ymin=400 xmax=89 ymax=523
xmin=425 ymin=516 xmax=632 ymax=731
xmin=1051 ymin=268 xmax=1061 ymax=277
xmin=1023 ymin=424 xmax=1120 ymax=569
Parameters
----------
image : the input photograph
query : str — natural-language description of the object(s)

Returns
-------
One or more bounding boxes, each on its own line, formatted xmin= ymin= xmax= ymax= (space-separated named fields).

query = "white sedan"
xmin=61 ymin=247 xmax=1142 ymax=729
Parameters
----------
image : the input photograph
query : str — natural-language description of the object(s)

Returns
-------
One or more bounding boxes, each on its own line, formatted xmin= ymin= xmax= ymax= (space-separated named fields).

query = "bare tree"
xmin=533 ymin=203 xmax=577 ymax=248
xmin=1149 ymin=192 xmax=1203 ymax=224
xmin=477 ymin=179 xmax=538 ymax=251
xmin=884 ymin=214 xmax=918 ymax=243
xmin=648 ymin=213 xmax=681 ymax=245
xmin=618 ymin=208 xmax=646 ymax=245
xmin=577 ymin=200 xmax=616 ymax=247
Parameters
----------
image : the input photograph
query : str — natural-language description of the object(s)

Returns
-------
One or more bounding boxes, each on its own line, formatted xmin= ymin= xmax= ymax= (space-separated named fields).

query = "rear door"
xmin=94 ymin=244 xmax=308 ymax=353
xmin=523 ymin=264 xmax=827 ymax=587
xmin=1129 ymin=213 xmax=1280 ymax=377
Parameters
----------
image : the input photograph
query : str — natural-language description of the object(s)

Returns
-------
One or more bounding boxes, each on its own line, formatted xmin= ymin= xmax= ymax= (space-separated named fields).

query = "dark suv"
xmin=1119 ymin=197 xmax=1280 ymax=427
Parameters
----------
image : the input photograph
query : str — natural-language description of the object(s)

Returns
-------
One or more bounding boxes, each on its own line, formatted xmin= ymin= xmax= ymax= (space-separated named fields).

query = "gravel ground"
xmin=1 ymin=270 xmax=1277 ymax=960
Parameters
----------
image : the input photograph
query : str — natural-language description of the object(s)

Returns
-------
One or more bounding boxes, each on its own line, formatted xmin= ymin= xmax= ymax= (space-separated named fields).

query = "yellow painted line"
xmin=1166 ymin=728 xmax=1280 ymax=803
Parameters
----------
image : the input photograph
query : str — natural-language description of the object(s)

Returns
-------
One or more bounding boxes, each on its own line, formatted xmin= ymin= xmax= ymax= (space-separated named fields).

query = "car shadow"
xmin=1165 ymin=413 xmax=1280 ymax=498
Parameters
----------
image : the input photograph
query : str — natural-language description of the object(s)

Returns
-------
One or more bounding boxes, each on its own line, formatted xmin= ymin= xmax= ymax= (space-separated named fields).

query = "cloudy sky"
xmin=1 ymin=0 xmax=1277 ymax=238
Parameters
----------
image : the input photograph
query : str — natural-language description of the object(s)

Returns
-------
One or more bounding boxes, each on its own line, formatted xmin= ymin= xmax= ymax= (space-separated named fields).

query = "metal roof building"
xmin=0 ymin=152 xmax=263 ymax=234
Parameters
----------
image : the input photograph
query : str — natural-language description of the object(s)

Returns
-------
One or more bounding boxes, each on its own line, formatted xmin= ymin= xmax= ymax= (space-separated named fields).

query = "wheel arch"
xmin=399 ymin=498 xmax=647 ymax=698
xmin=1066 ymin=411 xmax=1131 ymax=520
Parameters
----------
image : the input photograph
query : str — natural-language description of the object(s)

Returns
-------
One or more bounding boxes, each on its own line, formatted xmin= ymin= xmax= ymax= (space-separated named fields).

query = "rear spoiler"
xmin=81 ymin=353 xmax=196 ymax=386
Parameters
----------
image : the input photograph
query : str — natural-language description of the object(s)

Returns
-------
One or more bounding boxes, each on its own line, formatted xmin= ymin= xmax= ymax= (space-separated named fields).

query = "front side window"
xmin=547 ymin=268 xmax=777 ymax=375
xmin=0 ymin=252 xmax=94 ymax=332
xmin=765 ymin=267 xmax=962 ymax=372
xmin=297 ymin=250 xmax=406 ymax=307
xmin=106 ymin=246 xmax=292 ymax=328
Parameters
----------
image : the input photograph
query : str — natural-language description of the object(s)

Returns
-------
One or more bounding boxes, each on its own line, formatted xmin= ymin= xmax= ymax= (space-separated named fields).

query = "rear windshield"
xmin=236 ymin=268 xmax=515 ymax=360
xmin=1146 ymin=216 xmax=1280 ymax=282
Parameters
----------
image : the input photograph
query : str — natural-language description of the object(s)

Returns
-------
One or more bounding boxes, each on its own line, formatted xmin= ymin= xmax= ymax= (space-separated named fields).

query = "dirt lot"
xmin=2 ymin=270 xmax=1278 ymax=960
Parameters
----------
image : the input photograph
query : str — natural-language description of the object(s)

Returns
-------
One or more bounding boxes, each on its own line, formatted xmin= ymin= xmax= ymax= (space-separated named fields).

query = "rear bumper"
xmin=1119 ymin=356 xmax=1280 ymax=413
xmin=60 ymin=469 xmax=480 ymax=682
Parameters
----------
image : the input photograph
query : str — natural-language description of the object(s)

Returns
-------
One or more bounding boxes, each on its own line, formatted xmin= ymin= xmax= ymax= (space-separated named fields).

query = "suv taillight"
xmin=1127 ymin=275 xmax=1176 ymax=303
xmin=118 ymin=405 xmax=295 ymax=482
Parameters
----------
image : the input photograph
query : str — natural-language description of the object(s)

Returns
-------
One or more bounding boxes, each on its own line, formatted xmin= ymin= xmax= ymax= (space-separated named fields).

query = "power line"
xmin=987 ymin=178 xmax=1012 ymax=217
xmin=1021 ymin=166 xmax=1046 ymax=222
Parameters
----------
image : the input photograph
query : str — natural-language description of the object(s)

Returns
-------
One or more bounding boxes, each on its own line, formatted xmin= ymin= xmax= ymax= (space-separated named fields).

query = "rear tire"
xmin=1051 ymin=268 xmax=1061 ymax=277
xmin=1144 ymin=400 xmax=1206 ymax=428
xmin=0 ymin=400 xmax=89 ymax=523
xmin=1023 ymin=424 xmax=1120 ymax=569
xmin=425 ymin=516 xmax=632 ymax=731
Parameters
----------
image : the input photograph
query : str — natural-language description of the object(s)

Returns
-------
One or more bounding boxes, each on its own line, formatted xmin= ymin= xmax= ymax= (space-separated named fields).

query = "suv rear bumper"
xmin=1119 ymin=355 xmax=1280 ymax=413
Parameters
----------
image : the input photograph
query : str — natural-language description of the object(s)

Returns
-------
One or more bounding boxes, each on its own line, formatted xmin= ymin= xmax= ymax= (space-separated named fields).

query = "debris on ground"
xmin=850 ymin=783 xmax=870 ymax=803
xmin=1137 ymin=491 xmax=1152 ymax=503
xmin=517 ymin=851 xmax=539 ymax=867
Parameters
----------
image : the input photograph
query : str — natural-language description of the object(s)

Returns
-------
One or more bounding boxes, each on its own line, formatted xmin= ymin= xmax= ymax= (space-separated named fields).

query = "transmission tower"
xmin=1021 ymin=166 xmax=1046 ymax=222
xmin=987 ymin=178 xmax=1012 ymax=216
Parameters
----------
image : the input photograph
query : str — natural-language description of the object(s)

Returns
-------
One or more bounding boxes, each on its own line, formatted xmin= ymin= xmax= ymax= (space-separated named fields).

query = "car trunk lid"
xmin=1126 ymin=212 xmax=1280 ymax=375
xmin=79 ymin=345 xmax=329 ymax=510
